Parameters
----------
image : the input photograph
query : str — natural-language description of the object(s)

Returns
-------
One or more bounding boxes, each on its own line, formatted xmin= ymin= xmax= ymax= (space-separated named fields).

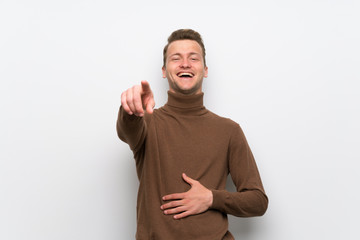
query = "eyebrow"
xmin=169 ymin=52 xmax=201 ymax=58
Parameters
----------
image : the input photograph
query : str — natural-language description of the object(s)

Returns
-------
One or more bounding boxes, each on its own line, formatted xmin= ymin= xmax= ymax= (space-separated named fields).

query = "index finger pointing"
xmin=141 ymin=80 xmax=152 ymax=94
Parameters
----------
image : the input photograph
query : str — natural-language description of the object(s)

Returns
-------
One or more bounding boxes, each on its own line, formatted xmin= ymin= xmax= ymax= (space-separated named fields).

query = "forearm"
xmin=116 ymin=106 xmax=147 ymax=152
xmin=213 ymin=124 xmax=268 ymax=217
xmin=211 ymin=188 xmax=268 ymax=217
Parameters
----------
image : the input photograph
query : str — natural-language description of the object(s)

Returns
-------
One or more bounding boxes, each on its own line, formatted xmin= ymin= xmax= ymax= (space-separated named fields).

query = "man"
xmin=117 ymin=29 xmax=268 ymax=240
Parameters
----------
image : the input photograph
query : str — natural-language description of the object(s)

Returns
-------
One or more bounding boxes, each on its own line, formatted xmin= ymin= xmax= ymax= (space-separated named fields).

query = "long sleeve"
xmin=116 ymin=106 xmax=147 ymax=154
xmin=117 ymin=91 xmax=268 ymax=239
xmin=210 ymin=124 xmax=268 ymax=217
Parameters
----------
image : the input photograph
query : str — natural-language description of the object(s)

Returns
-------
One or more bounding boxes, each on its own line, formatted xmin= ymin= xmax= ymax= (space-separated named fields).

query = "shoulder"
xmin=206 ymin=110 xmax=241 ymax=128
xmin=142 ymin=107 xmax=166 ymax=124
xmin=204 ymin=110 xmax=245 ymax=139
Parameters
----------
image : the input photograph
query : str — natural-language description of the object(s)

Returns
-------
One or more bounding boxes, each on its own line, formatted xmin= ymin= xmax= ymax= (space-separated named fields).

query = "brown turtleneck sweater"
xmin=117 ymin=91 xmax=268 ymax=240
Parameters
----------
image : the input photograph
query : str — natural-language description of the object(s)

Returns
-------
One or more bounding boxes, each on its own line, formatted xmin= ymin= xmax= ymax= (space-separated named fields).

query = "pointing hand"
xmin=121 ymin=80 xmax=155 ymax=117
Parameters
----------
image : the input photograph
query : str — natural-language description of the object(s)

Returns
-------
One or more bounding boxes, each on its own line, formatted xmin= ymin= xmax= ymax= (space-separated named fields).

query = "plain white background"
xmin=1 ymin=0 xmax=359 ymax=239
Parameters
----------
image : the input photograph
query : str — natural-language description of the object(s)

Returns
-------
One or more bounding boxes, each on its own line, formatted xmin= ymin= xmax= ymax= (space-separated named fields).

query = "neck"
xmin=163 ymin=91 xmax=208 ymax=116
xmin=169 ymin=88 xmax=203 ymax=96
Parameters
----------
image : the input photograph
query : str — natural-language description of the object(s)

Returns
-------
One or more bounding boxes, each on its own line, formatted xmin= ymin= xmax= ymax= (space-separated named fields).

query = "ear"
xmin=204 ymin=66 xmax=208 ymax=78
xmin=162 ymin=66 xmax=166 ymax=78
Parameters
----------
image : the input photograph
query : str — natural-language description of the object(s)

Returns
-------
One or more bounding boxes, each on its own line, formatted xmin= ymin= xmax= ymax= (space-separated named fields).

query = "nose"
xmin=180 ymin=59 xmax=191 ymax=68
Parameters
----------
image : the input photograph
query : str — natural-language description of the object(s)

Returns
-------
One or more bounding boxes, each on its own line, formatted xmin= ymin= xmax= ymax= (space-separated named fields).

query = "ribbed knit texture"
xmin=117 ymin=91 xmax=268 ymax=240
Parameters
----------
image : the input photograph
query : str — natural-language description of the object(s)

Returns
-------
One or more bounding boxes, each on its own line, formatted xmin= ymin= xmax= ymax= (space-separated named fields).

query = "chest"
xmin=148 ymin=115 xmax=230 ymax=170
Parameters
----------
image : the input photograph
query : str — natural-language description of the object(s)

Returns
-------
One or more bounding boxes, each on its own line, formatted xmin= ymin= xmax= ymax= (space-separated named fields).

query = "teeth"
xmin=178 ymin=73 xmax=193 ymax=77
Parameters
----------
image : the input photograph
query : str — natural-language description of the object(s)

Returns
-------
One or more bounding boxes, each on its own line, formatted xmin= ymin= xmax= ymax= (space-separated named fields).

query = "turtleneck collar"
xmin=162 ymin=91 xmax=208 ymax=116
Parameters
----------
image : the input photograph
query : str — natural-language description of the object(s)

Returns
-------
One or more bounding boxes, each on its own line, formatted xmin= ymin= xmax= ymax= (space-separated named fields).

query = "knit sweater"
xmin=117 ymin=91 xmax=268 ymax=240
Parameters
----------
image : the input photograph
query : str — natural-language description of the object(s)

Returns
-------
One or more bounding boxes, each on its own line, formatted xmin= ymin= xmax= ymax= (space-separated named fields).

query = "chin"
xmin=169 ymin=79 xmax=202 ymax=95
xmin=177 ymin=87 xmax=200 ymax=95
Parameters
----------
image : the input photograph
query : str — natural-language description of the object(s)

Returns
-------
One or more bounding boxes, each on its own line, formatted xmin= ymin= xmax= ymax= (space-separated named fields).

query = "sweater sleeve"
xmin=116 ymin=106 xmax=147 ymax=154
xmin=210 ymin=124 xmax=268 ymax=217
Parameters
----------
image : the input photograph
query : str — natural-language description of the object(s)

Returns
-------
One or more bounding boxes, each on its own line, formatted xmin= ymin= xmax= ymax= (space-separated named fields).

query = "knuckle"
xmin=133 ymin=85 xmax=141 ymax=94
xmin=126 ymin=92 xmax=133 ymax=101
xmin=134 ymin=98 xmax=142 ymax=107
xmin=126 ymin=99 xmax=133 ymax=107
xmin=121 ymin=92 xmax=126 ymax=102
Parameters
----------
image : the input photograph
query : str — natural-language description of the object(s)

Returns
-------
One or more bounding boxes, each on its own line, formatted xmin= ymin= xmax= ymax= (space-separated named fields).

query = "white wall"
xmin=1 ymin=0 xmax=359 ymax=239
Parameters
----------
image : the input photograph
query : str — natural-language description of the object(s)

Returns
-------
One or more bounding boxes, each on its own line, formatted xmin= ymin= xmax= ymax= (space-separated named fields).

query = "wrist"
xmin=207 ymin=189 xmax=213 ymax=208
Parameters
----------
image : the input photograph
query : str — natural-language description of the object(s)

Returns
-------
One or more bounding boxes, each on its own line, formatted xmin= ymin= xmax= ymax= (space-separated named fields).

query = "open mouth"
xmin=177 ymin=72 xmax=194 ymax=79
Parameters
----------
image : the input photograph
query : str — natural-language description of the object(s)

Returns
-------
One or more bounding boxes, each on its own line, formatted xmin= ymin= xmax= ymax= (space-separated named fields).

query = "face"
xmin=162 ymin=40 xmax=208 ymax=95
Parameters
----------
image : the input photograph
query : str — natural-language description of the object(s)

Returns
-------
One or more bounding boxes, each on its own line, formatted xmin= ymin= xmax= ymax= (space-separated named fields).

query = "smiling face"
xmin=162 ymin=40 xmax=208 ymax=95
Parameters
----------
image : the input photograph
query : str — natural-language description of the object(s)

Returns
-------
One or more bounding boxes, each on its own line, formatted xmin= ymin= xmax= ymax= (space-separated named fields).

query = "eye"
xmin=191 ymin=57 xmax=199 ymax=61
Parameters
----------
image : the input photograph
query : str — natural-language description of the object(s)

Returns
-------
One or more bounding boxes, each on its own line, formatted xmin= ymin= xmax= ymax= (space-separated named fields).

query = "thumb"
xmin=145 ymin=98 xmax=155 ymax=114
xmin=182 ymin=173 xmax=196 ymax=186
